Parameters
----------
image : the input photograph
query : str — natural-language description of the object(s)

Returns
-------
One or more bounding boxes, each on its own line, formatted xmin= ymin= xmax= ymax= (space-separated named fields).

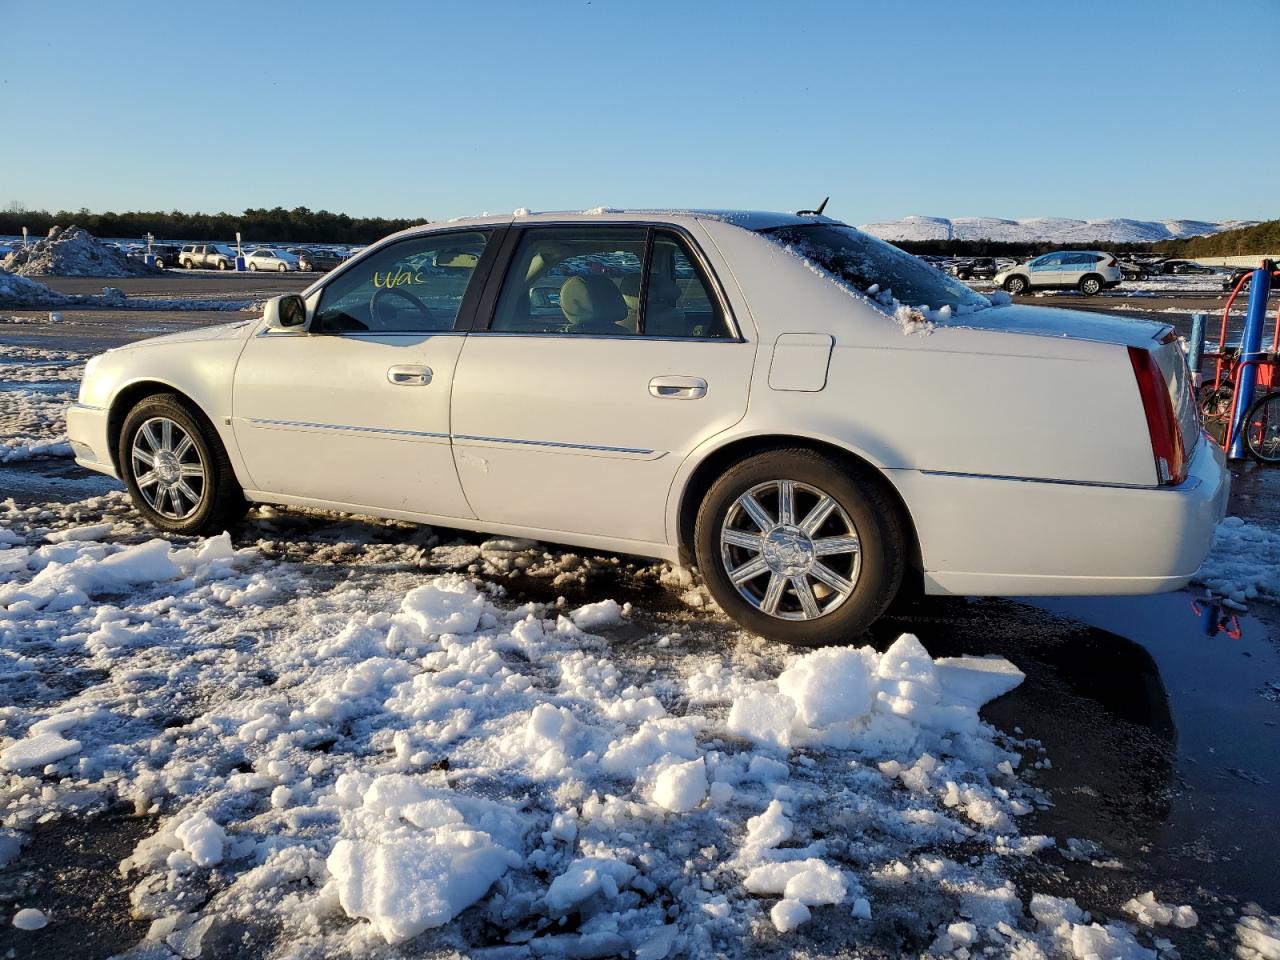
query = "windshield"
xmin=761 ymin=223 xmax=990 ymax=313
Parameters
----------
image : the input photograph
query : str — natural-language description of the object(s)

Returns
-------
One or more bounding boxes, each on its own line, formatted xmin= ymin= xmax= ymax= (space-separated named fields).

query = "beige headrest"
xmin=560 ymin=275 xmax=628 ymax=327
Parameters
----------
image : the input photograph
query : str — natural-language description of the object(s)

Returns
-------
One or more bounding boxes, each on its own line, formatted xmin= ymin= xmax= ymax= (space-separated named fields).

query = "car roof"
xmin=381 ymin=208 xmax=840 ymax=243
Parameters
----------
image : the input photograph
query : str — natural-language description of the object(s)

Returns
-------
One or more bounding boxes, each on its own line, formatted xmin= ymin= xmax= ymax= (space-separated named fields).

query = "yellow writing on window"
xmin=373 ymin=268 xmax=426 ymax=289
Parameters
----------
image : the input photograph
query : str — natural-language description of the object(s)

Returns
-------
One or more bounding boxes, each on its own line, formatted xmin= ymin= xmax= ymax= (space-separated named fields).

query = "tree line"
xmin=0 ymin=205 xmax=429 ymax=244
xmin=1153 ymin=219 xmax=1280 ymax=258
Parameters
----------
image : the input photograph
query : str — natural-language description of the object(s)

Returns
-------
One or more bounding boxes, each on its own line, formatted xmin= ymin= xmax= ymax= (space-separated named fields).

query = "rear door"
xmin=448 ymin=223 xmax=755 ymax=547
xmin=231 ymin=228 xmax=501 ymax=517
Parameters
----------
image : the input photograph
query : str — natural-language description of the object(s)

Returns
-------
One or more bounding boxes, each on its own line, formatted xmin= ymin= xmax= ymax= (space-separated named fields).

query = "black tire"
xmin=118 ymin=393 xmax=247 ymax=534
xmin=1004 ymin=276 xmax=1028 ymax=295
xmin=1244 ymin=391 xmax=1280 ymax=464
xmin=1079 ymin=275 xmax=1103 ymax=296
xmin=217 ymin=259 xmax=229 ymax=271
xmin=181 ymin=259 xmax=193 ymax=269
xmin=694 ymin=448 xmax=907 ymax=646
xmin=278 ymin=263 xmax=287 ymax=273
xmin=154 ymin=258 xmax=166 ymax=270
xmin=249 ymin=262 xmax=258 ymax=271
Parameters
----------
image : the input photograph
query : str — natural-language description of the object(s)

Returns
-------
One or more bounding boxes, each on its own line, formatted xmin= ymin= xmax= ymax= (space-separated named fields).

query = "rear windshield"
xmin=761 ymin=223 xmax=990 ymax=313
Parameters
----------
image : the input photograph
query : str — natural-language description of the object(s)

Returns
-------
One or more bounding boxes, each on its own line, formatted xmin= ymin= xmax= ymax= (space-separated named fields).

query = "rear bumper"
xmin=892 ymin=437 xmax=1230 ymax=596
xmin=66 ymin=402 xmax=118 ymax=479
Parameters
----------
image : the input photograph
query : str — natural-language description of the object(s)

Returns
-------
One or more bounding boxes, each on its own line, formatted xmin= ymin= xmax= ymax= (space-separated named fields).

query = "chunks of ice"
xmin=744 ymin=859 xmax=846 ymax=906
xmin=1123 ymin=890 xmax=1198 ymax=928
xmin=397 ymin=575 xmax=487 ymax=636
xmin=776 ymin=646 xmax=873 ymax=727
xmin=11 ymin=907 xmax=47 ymax=930
xmin=770 ymin=899 xmax=810 ymax=932
xmin=0 ymin=731 xmax=82 ymax=771
xmin=650 ymin=757 xmax=707 ymax=813
xmin=545 ymin=857 xmax=638 ymax=916
xmin=569 ymin=598 xmax=625 ymax=630
xmin=726 ymin=635 xmax=1023 ymax=751
xmin=173 ymin=813 xmax=227 ymax=868
xmin=744 ymin=800 xmax=793 ymax=850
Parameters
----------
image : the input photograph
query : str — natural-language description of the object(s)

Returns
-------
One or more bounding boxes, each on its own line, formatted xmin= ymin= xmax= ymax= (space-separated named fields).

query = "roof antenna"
xmin=797 ymin=197 xmax=829 ymax=217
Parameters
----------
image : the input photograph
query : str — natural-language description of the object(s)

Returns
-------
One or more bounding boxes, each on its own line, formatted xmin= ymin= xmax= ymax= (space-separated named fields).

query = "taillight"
xmin=1128 ymin=346 xmax=1186 ymax=485
xmin=1105 ymin=256 xmax=1117 ymax=267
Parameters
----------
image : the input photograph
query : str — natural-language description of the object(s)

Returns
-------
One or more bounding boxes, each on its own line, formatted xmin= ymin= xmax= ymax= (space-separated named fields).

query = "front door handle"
xmin=387 ymin=364 xmax=432 ymax=386
xmin=649 ymin=376 xmax=707 ymax=400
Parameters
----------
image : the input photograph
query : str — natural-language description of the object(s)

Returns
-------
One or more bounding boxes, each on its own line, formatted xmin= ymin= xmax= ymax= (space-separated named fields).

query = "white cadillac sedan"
xmin=68 ymin=210 xmax=1229 ymax=645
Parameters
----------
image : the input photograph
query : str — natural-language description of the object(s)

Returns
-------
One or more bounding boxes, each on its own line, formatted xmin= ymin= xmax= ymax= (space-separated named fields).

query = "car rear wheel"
xmin=694 ymin=449 xmax=906 ymax=646
xmin=217 ymin=259 xmax=229 ymax=271
xmin=1079 ymin=275 xmax=1102 ymax=296
xmin=1004 ymin=276 xmax=1028 ymax=295
xmin=118 ymin=394 xmax=247 ymax=534
xmin=278 ymin=263 xmax=287 ymax=273
xmin=154 ymin=258 xmax=166 ymax=270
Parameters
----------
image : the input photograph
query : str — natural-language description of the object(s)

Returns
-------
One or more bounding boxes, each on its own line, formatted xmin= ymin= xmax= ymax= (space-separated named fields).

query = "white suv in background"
xmin=994 ymin=251 xmax=1124 ymax=296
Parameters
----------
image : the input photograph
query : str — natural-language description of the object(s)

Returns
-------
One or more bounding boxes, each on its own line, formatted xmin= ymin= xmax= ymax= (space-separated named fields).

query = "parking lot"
xmin=2 ymin=268 xmax=1279 ymax=959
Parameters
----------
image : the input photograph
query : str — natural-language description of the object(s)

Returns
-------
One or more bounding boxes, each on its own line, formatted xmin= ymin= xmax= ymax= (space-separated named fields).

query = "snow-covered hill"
xmin=859 ymin=215 xmax=1257 ymax=244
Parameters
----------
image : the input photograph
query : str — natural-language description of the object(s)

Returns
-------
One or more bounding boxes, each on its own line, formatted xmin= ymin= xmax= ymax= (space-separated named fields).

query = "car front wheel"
xmin=694 ymin=449 xmax=906 ymax=646
xmin=118 ymin=394 xmax=247 ymax=534
xmin=1004 ymin=276 xmax=1028 ymax=294
xmin=278 ymin=263 xmax=287 ymax=272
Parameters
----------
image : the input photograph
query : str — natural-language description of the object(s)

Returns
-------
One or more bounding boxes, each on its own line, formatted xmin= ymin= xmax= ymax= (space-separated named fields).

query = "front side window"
xmin=313 ymin=230 xmax=490 ymax=334
xmin=490 ymin=226 xmax=730 ymax=338
xmin=763 ymin=223 xmax=989 ymax=312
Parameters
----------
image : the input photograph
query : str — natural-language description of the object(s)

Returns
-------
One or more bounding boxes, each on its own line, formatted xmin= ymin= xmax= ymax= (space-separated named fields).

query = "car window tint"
xmin=646 ymin=231 xmax=730 ymax=338
xmin=492 ymin=227 xmax=646 ymax=335
xmin=313 ymin=231 xmax=490 ymax=334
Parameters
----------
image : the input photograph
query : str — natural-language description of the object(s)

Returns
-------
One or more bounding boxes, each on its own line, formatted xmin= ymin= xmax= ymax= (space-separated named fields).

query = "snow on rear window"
xmin=761 ymin=223 xmax=990 ymax=324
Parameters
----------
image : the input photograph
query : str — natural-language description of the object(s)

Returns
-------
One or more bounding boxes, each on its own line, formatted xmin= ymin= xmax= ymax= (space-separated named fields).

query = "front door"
xmin=449 ymin=224 xmax=755 ymax=547
xmin=231 ymin=228 xmax=499 ymax=518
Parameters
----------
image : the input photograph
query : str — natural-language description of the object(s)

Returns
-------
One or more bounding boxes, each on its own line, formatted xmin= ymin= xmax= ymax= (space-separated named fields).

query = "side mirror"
xmin=264 ymin=294 xmax=307 ymax=330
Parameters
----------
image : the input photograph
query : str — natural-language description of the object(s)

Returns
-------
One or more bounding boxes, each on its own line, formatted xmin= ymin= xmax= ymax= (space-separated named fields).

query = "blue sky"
xmin=1 ymin=0 xmax=1277 ymax=224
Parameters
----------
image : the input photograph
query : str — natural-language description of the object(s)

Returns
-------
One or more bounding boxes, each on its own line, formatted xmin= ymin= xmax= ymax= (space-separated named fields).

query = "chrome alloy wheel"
xmin=131 ymin=416 xmax=207 ymax=520
xmin=719 ymin=479 xmax=861 ymax=621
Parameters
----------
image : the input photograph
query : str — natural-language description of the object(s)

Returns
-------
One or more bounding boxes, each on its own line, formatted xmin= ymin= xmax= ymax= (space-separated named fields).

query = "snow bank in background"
xmin=860 ymin=214 xmax=1255 ymax=244
xmin=2 ymin=225 xmax=157 ymax=277
xmin=1194 ymin=517 xmax=1280 ymax=605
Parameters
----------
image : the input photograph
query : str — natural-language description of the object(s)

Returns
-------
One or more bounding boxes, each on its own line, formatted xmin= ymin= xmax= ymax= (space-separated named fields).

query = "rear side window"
xmin=313 ymin=230 xmax=490 ymax=334
xmin=488 ymin=226 xmax=730 ymax=338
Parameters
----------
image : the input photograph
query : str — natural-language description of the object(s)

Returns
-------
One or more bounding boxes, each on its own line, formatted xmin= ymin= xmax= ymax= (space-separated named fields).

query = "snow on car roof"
xmin=398 ymin=209 xmax=840 ymax=238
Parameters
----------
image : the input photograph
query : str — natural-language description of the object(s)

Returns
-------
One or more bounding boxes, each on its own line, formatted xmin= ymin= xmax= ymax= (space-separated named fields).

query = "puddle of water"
xmin=1032 ymin=592 xmax=1280 ymax=908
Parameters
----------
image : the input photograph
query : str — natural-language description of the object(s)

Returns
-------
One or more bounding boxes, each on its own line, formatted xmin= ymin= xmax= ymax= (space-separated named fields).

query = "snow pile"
xmin=2 ymin=225 xmax=157 ymax=277
xmin=859 ymin=214 xmax=1256 ymax=244
xmin=1237 ymin=908 xmax=1280 ymax=960
xmin=0 ymin=268 xmax=80 ymax=308
xmin=1194 ymin=517 xmax=1280 ymax=605
xmin=0 ymin=493 xmax=1209 ymax=957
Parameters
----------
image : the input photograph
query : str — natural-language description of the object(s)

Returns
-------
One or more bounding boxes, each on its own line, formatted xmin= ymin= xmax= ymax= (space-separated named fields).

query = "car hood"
xmin=110 ymin=319 xmax=257 ymax=351
xmin=948 ymin=303 xmax=1171 ymax=348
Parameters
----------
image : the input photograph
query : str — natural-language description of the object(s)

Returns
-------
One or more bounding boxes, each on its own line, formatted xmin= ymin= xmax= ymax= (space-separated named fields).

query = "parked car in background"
xmin=298 ymin=249 xmax=345 ymax=272
xmin=994 ymin=251 xmax=1123 ymax=295
xmin=245 ymin=248 xmax=300 ymax=272
xmin=948 ymin=257 xmax=998 ymax=281
xmin=151 ymin=244 xmax=183 ymax=270
xmin=1115 ymin=258 xmax=1151 ymax=281
xmin=1160 ymin=259 xmax=1216 ymax=276
xmin=179 ymin=244 xmax=236 ymax=270
xmin=68 ymin=209 xmax=1226 ymax=645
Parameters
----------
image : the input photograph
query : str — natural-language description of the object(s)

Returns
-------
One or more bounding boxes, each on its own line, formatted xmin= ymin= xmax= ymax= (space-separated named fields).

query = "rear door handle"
xmin=387 ymin=364 xmax=432 ymax=386
xmin=649 ymin=376 xmax=707 ymax=400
